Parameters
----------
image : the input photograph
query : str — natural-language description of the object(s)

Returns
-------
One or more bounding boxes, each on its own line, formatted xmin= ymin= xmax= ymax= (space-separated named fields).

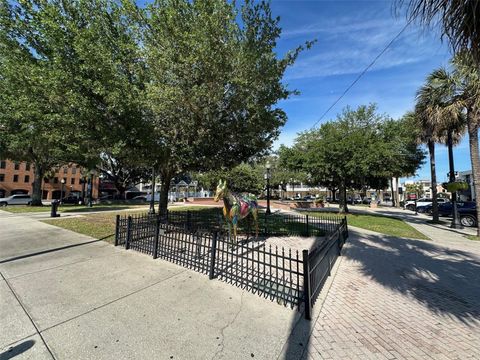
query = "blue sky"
xmin=269 ymin=0 xmax=471 ymax=183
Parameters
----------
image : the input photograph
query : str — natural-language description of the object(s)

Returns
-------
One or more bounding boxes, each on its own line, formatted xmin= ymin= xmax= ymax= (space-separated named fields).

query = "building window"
xmin=54 ymin=177 xmax=58 ymax=184
xmin=0 ymin=174 xmax=4 ymax=182
xmin=14 ymin=162 xmax=20 ymax=170
xmin=72 ymin=166 xmax=77 ymax=175
xmin=13 ymin=174 xmax=19 ymax=182
xmin=24 ymin=175 xmax=30 ymax=183
xmin=71 ymin=178 xmax=75 ymax=185
xmin=26 ymin=163 xmax=30 ymax=171
xmin=63 ymin=166 xmax=68 ymax=174
xmin=44 ymin=178 xmax=50 ymax=184
xmin=0 ymin=161 xmax=5 ymax=169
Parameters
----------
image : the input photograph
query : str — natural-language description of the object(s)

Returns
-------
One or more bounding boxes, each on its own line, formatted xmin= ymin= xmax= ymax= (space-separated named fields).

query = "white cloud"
xmin=282 ymin=14 xmax=447 ymax=80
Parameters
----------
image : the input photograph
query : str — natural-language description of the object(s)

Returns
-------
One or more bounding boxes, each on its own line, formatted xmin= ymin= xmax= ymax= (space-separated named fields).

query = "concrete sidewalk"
xmin=0 ymin=211 xmax=304 ymax=359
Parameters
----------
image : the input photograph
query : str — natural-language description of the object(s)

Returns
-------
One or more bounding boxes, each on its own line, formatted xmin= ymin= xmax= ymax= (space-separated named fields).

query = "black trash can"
xmin=51 ymin=199 xmax=61 ymax=217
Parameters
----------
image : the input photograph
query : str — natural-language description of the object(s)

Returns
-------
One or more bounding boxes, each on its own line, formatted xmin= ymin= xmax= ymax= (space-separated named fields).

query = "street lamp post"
xmin=87 ymin=170 xmax=96 ymax=208
xmin=60 ymin=178 xmax=65 ymax=205
xmin=265 ymin=161 xmax=271 ymax=215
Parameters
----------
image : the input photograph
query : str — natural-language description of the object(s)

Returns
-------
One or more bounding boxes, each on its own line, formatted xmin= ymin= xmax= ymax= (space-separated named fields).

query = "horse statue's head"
xmin=214 ymin=179 xmax=227 ymax=202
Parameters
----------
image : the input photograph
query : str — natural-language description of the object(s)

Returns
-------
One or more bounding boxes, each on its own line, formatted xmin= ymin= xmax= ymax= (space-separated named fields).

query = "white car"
xmin=404 ymin=197 xmax=449 ymax=211
xmin=0 ymin=194 xmax=33 ymax=206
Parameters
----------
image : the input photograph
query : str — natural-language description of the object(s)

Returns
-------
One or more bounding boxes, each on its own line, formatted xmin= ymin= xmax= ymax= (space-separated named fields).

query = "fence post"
xmin=114 ymin=214 xmax=120 ymax=246
xmin=187 ymin=210 xmax=192 ymax=231
xmin=209 ymin=231 xmax=218 ymax=280
xmin=125 ymin=216 xmax=132 ymax=250
xmin=344 ymin=216 xmax=349 ymax=239
xmin=153 ymin=216 xmax=160 ymax=259
xmin=302 ymin=249 xmax=312 ymax=320
xmin=306 ymin=215 xmax=309 ymax=236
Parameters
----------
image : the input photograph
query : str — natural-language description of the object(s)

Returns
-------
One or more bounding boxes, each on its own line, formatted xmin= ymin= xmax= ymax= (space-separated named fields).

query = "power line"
xmin=310 ymin=18 xmax=414 ymax=129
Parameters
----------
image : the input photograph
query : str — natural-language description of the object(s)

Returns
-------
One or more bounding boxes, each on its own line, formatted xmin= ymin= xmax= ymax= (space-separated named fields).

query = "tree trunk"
xmin=338 ymin=181 xmax=348 ymax=214
xmin=395 ymin=177 xmax=400 ymax=208
xmin=390 ymin=178 xmax=395 ymax=207
xmin=31 ymin=162 xmax=44 ymax=206
xmin=158 ymin=171 xmax=173 ymax=216
xmin=428 ymin=140 xmax=439 ymax=223
xmin=467 ymin=107 xmax=480 ymax=237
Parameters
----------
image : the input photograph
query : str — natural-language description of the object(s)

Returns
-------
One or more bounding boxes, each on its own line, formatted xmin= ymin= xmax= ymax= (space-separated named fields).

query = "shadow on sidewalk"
xmin=0 ymin=340 xmax=35 ymax=360
xmin=345 ymin=230 xmax=480 ymax=325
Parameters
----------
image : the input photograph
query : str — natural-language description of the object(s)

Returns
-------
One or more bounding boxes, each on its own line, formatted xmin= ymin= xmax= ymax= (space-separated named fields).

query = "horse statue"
xmin=214 ymin=179 xmax=259 ymax=242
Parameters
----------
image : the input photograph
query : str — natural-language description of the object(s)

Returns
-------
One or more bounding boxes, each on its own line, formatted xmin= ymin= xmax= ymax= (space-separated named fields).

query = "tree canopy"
xmin=0 ymin=0 xmax=309 ymax=209
xmin=280 ymin=104 xmax=424 ymax=213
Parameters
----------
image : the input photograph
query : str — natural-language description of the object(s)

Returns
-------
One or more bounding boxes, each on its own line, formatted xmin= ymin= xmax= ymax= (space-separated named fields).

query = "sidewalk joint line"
xmin=0 ymin=271 xmax=56 ymax=359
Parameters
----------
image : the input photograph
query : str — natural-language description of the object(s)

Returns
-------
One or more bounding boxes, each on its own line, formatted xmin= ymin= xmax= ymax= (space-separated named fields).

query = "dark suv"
xmin=459 ymin=207 xmax=477 ymax=227
xmin=61 ymin=195 xmax=81 ymax=205
xmin=423 ymin=201 xmax=476 ymax=217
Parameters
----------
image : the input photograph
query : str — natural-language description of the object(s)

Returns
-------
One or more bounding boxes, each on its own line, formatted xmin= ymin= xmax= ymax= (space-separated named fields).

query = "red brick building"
xmin=0 ymin=160 xmax=99 ymax=200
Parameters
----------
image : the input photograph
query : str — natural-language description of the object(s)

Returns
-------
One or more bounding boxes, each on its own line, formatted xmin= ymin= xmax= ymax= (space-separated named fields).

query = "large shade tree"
xmin=0 ymin=0 xmax=83 ymax=205
xmin=137 ymin=0 xmax=312 ymax=215
xmin=282 ymin=104 xmax=424 ymax=213
xmin=288 ymin=105 xmax=392 ymax=213
xmin=0 ymin=0 xmax=155 ymax=203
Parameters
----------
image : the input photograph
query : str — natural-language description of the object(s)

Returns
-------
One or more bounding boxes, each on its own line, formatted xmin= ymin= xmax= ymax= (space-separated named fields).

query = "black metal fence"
xmin=122 ymin=208 xmax=340 ymax=238
xmin=114 ymin=210 xmax=348 ymax=319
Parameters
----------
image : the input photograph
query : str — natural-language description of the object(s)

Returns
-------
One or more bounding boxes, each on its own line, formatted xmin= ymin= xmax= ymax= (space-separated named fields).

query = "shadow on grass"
xmin=60 ymin=206 xmax=137 ymax=213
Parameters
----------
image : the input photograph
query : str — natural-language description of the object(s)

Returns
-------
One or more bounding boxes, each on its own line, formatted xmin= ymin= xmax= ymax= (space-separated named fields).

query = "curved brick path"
xmin=300 ymin=227 xmax=480 ymax=360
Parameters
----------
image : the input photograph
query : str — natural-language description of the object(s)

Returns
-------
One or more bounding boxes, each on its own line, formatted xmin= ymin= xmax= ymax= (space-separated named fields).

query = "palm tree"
xmin=452 ymin=52 xmax=480 ymax=236
xmin=398 ymin=0 xmax=480 ymax=63
xmin=414 ymin=68 xmax=465 ymax=224
xmin=409 ymin=107 xmax=441 ymax=222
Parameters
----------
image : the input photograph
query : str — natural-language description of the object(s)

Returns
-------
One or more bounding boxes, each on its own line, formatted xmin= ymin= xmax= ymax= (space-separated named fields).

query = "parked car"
xmin=99 ymin=194 xmax=114 ymax=200
xmin=422 ymin=201 xmax=476 ymax=216
xmin=458 ymin=207 xmax=478 ymax=227
xmin=132 ymin=195 xmax=147 ymax=201
xmin=60 ymin=195 xmax=81 ymax=205
xmin=404 ymin=197 xmax=449 ymax=211
xmin=0 ymin=194 xmax=33 ymax=206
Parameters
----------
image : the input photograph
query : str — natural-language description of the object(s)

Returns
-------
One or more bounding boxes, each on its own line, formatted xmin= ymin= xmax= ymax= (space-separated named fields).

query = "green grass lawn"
xmin=309 ymin=212 xmax=429 ymax=240
xmin=2 ymin=205 xmax=52 ymax=213
xmin=465 ymin=235 xmax=480 ymax=241
xmin=3 ymin=204 xmax=148 ymax=214
xmin=42 ymin=205 xmax=328 ymax=243
xmin=41 ymin=206 xmax=214 ymax=243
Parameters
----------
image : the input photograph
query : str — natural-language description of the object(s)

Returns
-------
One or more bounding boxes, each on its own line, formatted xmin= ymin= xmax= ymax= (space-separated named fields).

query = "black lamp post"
xmin=60 ymin=178 xmax=65 ymax=205
xmin=87 ymin=170 xmax=95 ymax=208
xmin=265 ymin=161 xmax=271 ymax=215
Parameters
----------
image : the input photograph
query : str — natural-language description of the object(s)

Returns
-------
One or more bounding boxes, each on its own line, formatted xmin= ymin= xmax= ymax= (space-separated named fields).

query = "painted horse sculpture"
xmin=214 ymin=180 xmax=259 ymax=242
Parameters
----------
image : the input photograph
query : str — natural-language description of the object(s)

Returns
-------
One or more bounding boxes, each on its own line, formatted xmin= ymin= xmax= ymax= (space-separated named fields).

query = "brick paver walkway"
xmin=302 ymin=228 xmax=480 ymax=360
